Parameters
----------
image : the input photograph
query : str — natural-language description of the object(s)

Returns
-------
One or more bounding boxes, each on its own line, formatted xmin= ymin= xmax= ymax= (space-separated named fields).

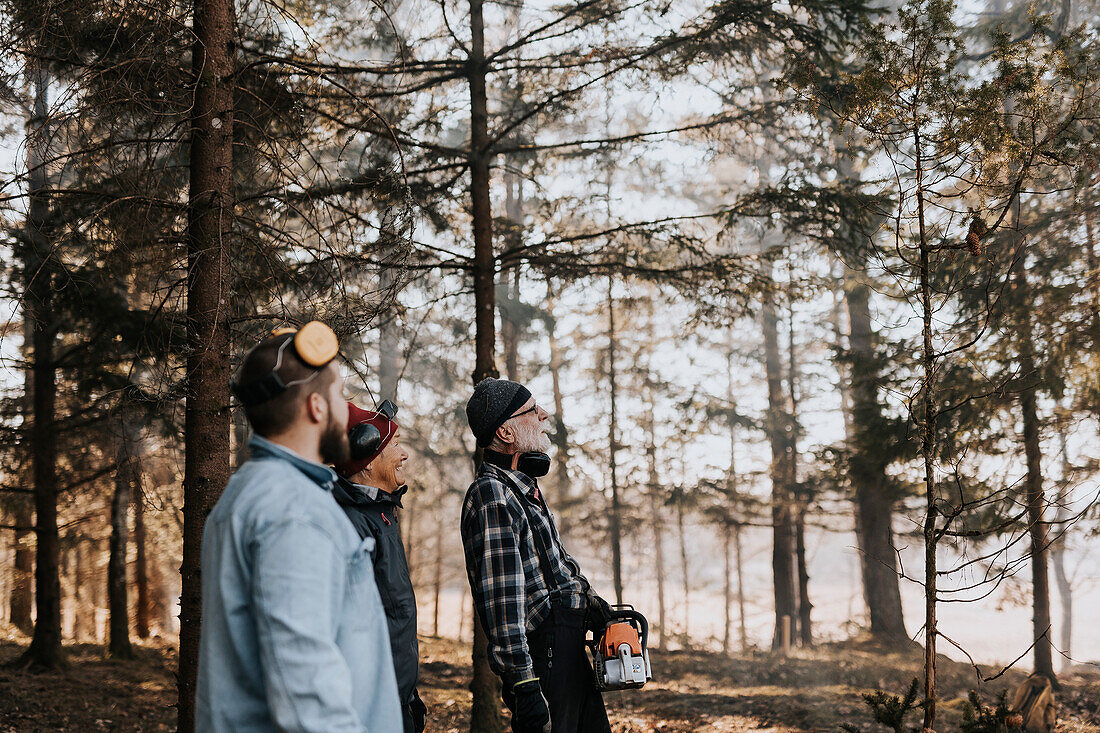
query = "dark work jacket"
xmin=332 ymin=477 xmax=420 ymax=709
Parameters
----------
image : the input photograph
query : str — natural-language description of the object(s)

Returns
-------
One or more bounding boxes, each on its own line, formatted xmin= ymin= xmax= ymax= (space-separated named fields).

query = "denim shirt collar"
xmin=248 ymin=434 xmax=338 ymax=491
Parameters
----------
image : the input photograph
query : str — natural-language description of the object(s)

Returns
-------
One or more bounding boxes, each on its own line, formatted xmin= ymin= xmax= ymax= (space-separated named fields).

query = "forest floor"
xmin=0 ymin=627 xmax=1097 ymax=732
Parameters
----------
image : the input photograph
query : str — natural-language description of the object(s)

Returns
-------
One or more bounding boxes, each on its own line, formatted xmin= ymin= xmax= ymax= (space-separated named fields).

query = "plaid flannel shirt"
xmin=460 ymin=461 xmax=589 ymax=683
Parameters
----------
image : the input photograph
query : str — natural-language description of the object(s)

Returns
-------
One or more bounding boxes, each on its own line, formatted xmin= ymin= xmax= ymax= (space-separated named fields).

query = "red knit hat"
xmin=335 ymin=402 xmax=398 ymax=477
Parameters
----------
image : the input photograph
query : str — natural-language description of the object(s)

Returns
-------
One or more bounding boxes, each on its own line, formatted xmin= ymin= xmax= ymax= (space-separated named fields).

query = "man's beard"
xmin=320 ymin=411 xmax=351 ymax=465
xmin=512 ymin=419 xmax=551 ymax=454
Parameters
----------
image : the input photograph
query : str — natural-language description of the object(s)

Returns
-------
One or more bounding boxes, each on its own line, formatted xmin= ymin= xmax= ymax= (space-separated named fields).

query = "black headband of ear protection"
xmin=482 ymin=448 xmax=551 ymax=478
xmin=232 ymin=321 xmax=340 ymax=406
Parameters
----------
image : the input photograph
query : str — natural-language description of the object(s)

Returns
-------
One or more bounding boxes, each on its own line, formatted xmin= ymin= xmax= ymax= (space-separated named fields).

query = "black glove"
xmin=504 ymin=679 xmax=551 ymax=733
xmin=409 ymin=689 xmax=427 ymax=733
xmin=585 ymin=588 xmax=613 ymax=633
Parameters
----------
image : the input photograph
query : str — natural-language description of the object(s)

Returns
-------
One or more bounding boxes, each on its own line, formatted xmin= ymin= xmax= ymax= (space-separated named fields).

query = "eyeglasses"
xmin=509 ymin=403 xmax=540 ymax=420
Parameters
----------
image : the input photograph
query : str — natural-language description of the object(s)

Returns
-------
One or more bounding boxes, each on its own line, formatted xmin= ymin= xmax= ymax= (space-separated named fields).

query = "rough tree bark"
xmin=467 ymin=1 xmax=505 ymax=728
xmin=178 ymin=0 xmax=235 ymax=727
xmin=19 ymin=60 xmax=65 ymax=671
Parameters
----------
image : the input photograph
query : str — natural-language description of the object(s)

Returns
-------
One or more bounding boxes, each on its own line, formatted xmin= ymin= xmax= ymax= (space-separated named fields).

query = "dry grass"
xmin=0 ymin=626 xmax=1096 ymax=732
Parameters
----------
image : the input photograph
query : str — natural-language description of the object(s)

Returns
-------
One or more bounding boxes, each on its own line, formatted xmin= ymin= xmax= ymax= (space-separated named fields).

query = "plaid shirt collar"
xmin=482 ymin=461 xmax=539 ymax=501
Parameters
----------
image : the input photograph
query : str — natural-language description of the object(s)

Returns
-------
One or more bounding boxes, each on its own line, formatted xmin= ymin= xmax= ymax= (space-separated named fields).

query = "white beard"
xmin=512 ymin=419 xmax=551 ymax=453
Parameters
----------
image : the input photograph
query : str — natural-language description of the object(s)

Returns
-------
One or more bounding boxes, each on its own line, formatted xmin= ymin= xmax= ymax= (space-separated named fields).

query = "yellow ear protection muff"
xmin=232 ymin=321 xmax=340 ymax=406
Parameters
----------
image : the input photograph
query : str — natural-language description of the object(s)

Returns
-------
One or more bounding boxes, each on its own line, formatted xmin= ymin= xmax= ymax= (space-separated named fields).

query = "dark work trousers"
xmin=525 ymin=603 xmax=612 ymax=733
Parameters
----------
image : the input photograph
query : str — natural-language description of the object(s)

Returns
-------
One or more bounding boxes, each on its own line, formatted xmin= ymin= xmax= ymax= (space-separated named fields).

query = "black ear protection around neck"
xmin=232 ymin=321 xmax=340 ymax=406
xmin=483 ymin=448 xmax=551 ymax=478
xmin=348 ymin=400 xmax=399 ymax=461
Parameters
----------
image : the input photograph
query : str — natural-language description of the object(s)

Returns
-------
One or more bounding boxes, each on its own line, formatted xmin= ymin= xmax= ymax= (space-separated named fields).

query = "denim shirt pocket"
xmin=345 ymin=535 xmax=378 ymax=630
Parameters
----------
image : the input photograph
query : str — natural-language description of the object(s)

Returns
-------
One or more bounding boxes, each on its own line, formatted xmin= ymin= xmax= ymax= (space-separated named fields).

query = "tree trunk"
xmin=1051 ymin=427 xmax=1072 ymax=671
xmin=722 ymin=523 xmax=732 ymax=655
xmin=432 ymin=525 xmax=443 ymax=637
xmin=378 ymin=205 xmax=403 ymax=402
xmin=607 ymin=276 xmax=624 ymax=605
xmin=500 ymin=265 xmax=521 ymax=382
xmin=10 ymin=313 xmax=35 ymax=636
xmin=844 ymin=278 xmax=908 ymax=643
xmin=467 ymin=1 xmax=504 ymax=727
xmin=9 ymin=494 xmax=34 ymax=634
xmin=108 ymin=417 xmax=136 ymax=658
xmin=1050 ymin=508 xmax=1071 ymax=671
xmin=19 ymin=60 xmax=65 ymax=672
xmin=723 ymin=350 xmax=738 ymax=655
xmin=73 ymin=538 xmax=95 ymax=642
xmin=179 ymin=0 xmax=236 ymax=727
xmin=645 ymin=394 xmax=667 ymax=652
xmin=762 ymin=267 xmax=797 ymax=651
xmin=676 ymin=494 xmax=690 ymax=643
xmin=1020 ymin=367 xmax=1054 ymax=681
xmin=735 ymin=524 xmax=748 ymax=651
xmin=915 ymin=136 xmax=940 ymax=731
xmin=1006 ymin=198 xmax=1055 ymax=683
xmin=788 ymin=293 xmax=812 ymax=646
xmin=834 ymin=134 xmax=908 ymax=645
xmin=546 ymin=290 xmax=574 ymax=527
xmin=795 ymin=510 xmax=812 ymax=647
xmin=134 ymin=484 xmax=151 ymax=640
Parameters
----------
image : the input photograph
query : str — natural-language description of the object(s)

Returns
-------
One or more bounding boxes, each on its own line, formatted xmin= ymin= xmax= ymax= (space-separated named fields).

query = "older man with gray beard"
xmin=461 ymin=378 xmax=614 ymax=733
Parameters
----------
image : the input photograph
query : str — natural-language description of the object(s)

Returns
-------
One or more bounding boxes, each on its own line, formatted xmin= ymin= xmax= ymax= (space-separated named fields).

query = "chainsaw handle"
xmin=605 ymin=606 xmax=648 ymax=651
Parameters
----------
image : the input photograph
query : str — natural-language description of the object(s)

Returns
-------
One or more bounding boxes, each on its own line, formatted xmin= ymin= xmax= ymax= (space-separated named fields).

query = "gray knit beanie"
xmin=466 ymin=378 xmax=532 ymax=448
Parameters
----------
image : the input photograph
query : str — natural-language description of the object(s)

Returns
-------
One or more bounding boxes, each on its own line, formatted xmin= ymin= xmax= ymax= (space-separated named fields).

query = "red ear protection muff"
xmin=232 ymin=321 xmax=340 ymax=406
xmin=348 ymin=400 xmax=399 ymax=461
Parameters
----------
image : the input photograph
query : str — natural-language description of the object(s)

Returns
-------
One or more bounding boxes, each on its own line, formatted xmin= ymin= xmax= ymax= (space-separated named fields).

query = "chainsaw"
xmin=588 ymin=605 xmax=653 ymax=691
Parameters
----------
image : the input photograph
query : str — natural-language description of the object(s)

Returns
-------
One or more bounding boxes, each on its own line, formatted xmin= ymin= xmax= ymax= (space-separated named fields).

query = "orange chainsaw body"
xmin=590 ymin=606 xmax=652 ymax=691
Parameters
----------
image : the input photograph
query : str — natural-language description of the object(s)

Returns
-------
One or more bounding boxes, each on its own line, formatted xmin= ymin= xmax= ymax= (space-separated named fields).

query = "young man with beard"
xmin=461 ymin=378 xmax=615 ymax=733
xmin=332 ymin=403 xmax=427 ymax=733
xmin=197 ymin=324 xmax=401 ymax=733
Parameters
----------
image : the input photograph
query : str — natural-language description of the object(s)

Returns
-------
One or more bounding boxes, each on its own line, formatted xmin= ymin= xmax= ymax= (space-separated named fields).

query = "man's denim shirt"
xmin=196 ymin=435 xmax=402 ymax=733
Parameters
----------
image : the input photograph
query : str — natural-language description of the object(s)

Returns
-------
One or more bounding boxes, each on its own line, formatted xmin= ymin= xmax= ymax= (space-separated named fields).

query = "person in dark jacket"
xmin=333 ymin=401 xmax=426 ymax=733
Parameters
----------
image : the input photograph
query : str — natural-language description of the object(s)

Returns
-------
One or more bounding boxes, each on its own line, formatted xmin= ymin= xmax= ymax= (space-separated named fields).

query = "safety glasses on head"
xmin=232 ymin=321 xmax=340 ymax=406
xmin=349 ymin=400 xmax=399 ymax=461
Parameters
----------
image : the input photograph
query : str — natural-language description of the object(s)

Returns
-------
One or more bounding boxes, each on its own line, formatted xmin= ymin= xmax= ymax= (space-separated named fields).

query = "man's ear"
xmin=495 ymin=422 xmax=515 ymax=447
xmin=305 ymin=392 xmax=327 ymax=425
